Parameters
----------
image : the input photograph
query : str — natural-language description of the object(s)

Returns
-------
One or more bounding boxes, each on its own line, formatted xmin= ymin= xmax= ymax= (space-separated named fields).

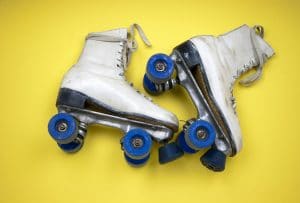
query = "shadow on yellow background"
xmin=0 ymin=0 xmax=299 ymax=202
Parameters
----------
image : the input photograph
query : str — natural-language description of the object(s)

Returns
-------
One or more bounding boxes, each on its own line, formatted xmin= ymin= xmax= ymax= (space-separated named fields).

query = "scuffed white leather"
xmin=61 ymin=28 xmax=178 ymax=128
xmin=190 ymin=25 xmax=274 ymax=152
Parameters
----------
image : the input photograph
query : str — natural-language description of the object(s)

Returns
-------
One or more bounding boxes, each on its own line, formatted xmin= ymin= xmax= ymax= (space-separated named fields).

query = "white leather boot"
xmin=48 ymin=24 xmax=183 ymax=166
xmin=143 ymin=25 xmax=274 ymax=171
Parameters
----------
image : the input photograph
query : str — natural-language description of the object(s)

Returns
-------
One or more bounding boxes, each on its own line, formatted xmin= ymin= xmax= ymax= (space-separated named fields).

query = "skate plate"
xmin=57 ymin=105 xmax=174 ymax=143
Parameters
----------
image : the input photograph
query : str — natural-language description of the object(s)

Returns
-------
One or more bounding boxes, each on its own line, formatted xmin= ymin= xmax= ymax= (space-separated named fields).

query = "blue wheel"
xmin=122 ymin=129 xmax=152 ymax=164
xmin=146 ymin=53 xmax=174 ymax=84
xmin=184 ymin=120 xmax=216 ymax=151
xmin=48 ymin=113 xmax=78 ymax=144
xmin=158 ymin=142 xmax=184 ymax=164
xmin=200 ymin=148 xmax=226 ymax=172
xmin=143 ymin=74 xmax=160 ymax=95
xmin=58 ymin=139 xmax=84 ymax=153
xmin=176 ymin=131 xmax=197 ymax=154
xmin=124 ymin=153 xmax=150 ymax=167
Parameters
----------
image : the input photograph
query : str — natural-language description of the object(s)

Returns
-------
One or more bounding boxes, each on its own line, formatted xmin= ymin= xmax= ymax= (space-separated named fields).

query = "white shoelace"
xmin=86 ymin=24 xmax=151 ymax=52
xmin=126 ymin=23 xmax=152 ymax=64
xmin=128 ymin=23 xmax=152 ymax=51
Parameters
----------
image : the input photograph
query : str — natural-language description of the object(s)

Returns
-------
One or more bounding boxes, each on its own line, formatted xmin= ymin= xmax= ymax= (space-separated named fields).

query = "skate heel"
xmin=56 ymin=88 xmax=88 ymax=108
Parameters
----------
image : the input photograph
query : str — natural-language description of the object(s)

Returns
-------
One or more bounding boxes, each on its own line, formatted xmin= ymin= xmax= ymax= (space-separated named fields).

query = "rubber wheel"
xmin=146 ymin=53 xmax=174 ymax=84
xmin=122 ymin=128 xmax=152 ymax=163
xmin=176 ymin=131 xmax=197 ymax=153
xmin=185 ymin=120 xmax=216 ymax=151
xmin=200 ymin=148 xmax=226 ymax=172
xmin=124 ymin=153 xmax=150 ymax=167
xmin=158 ymin=142 xmax=184 ymax=164
xmin=48 ymin=113 xmax=78 ymax=144
xmin=143 ymin=74 xmax=160 ymax=95
xmin=58 ymin=139 xmax=84 ymax=153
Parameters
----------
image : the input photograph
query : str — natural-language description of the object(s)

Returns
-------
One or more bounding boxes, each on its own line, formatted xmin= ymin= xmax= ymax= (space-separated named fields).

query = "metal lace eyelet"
xmin=253 ymin=25 xmax=264 ymax=38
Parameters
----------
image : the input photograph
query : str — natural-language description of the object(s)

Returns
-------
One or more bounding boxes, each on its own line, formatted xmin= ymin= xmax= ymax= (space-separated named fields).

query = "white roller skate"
xmin=48 ymin=24 xmax=183 ymax=166
xmin=143 ymin=25 xmax=274 ymax=171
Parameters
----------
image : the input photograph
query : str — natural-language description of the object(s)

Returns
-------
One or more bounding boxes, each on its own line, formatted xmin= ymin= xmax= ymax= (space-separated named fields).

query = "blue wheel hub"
xmin=48 ymin=113 xmax=78 ymax=144
xmin=185 ymin=120 xmax=216 ymax=151
xmin=122 ymin=128 xmax=152 ymax=165
xmin=146 ymin=53 xmax=174 ymax=84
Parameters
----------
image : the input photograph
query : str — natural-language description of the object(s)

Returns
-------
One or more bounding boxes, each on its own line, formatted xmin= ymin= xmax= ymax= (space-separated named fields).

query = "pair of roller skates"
xmin=48 ymin=24 xmax=274 ymax=171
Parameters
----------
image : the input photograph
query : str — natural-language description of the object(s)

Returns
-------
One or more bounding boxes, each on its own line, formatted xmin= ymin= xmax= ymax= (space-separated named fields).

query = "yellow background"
xmin=0 ymin=0 xmax=299 ymax=202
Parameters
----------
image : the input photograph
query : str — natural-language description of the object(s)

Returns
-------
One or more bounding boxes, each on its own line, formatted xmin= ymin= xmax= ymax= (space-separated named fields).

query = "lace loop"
xmin=253 ymin=25 xmax=264 ymax=38
xmin=126 ymin=23 xmax=152 ymax=64
xmin=238 ymin=63 xmax=263 ymax=86
xmin=128 ymin=23 xmax=152 ymax=51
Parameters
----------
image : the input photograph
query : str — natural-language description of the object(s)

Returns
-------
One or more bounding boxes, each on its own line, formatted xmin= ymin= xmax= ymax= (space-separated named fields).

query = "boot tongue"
xmin=254 ymin=33 xmax=274 ymax=59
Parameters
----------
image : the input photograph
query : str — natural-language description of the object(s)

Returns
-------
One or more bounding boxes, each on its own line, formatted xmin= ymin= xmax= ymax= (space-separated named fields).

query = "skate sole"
xmin=56 ymin=88 xmax=177 ymax=131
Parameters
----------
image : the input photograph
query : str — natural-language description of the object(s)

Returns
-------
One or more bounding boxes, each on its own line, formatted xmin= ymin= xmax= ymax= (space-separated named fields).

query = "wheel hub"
xmin=132 ymin=138 xmax=144 ymax=148
xmin=155 ymin=61 xmax=167 ymax=72
xmin=196 ymin=129 xmax=207 ymax=140
xmin=57 ymin=122 xmax=68 ymax=132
